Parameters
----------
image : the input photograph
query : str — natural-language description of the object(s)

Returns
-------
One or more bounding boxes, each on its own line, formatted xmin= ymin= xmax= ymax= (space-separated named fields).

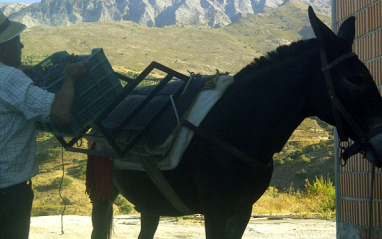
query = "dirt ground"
xmin=29 ymin=214 xmax=336 ymax=238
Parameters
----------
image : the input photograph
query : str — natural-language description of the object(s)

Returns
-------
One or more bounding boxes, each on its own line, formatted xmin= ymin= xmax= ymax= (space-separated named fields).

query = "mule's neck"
xmin=202 ymin=42 xmax=329 ymax=162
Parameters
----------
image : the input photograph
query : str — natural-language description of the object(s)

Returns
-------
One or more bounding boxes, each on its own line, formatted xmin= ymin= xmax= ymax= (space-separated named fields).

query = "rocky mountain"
xmin=1 ymin=0 xmax=330 ymax=28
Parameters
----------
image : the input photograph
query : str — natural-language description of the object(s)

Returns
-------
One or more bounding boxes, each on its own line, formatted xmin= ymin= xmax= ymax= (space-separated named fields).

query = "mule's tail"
xmin=91 ymin=199 xmax=114 ymax=239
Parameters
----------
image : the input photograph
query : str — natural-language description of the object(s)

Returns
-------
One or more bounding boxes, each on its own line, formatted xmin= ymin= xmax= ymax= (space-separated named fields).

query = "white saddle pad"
xmin=110 ymin=74 xmax=234 ymax=171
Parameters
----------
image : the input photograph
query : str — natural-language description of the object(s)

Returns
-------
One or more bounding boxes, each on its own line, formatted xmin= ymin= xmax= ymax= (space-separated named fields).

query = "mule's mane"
xmin=234 ymin=38 xmax=320 ymax=81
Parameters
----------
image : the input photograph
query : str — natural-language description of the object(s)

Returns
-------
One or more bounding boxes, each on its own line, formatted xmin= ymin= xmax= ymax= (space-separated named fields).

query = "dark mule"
xmin=90 ymin=7 xmax=382 ymax=239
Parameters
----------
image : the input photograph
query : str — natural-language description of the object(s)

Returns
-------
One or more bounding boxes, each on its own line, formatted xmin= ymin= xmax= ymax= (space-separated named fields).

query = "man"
xmin=0 ymin=11 xmax=87 ymax=238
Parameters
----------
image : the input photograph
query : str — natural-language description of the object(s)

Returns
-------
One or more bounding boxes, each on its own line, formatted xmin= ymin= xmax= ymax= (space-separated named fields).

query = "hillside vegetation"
xmin=25 ymin=4 xmax=335 ymax=218
xmin=21 ymin=3 xmax=330 ymax=75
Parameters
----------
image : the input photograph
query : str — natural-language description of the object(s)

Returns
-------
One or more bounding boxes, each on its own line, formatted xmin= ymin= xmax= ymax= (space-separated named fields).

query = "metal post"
xmin=331 ymin=2 xmax=341 ymax=238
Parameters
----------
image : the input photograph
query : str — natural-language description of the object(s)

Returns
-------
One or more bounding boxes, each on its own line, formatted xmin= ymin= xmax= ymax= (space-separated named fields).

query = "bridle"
xmin=320 ymin=48 xmax=382 ymax=165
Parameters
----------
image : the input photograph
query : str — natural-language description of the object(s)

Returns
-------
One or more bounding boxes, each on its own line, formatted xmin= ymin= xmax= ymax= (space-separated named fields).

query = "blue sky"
xmin=0 ymin=0 xmax=40 ymax=3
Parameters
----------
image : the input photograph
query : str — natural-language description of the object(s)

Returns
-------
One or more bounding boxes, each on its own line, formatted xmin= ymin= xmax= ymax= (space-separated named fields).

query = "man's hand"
xmin=64 ymin=61 xmax=88 ymax=82
xmin=50 ymin=60 xmax=88 ymax=124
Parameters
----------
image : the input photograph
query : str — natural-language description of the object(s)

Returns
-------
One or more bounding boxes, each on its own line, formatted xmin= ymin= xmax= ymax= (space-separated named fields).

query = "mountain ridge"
xmin=1 ymin=0 xmax=331 ymax=28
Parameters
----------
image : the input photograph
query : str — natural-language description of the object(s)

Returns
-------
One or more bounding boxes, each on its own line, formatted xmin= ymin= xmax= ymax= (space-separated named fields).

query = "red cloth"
xmin=86 ymin=143 xmax=114 ymax=203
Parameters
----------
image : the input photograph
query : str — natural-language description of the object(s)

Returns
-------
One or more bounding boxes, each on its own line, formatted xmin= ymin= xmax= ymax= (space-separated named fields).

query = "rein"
xmin=320 ymin=49 xmax=358 ymax=142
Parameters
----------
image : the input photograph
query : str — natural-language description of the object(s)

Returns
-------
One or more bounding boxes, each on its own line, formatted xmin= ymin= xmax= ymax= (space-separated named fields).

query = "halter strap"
xmin=320 ymin=49 xmax=360 ymax=141
xmin=321 ymin=50 xmax=357 ymax=72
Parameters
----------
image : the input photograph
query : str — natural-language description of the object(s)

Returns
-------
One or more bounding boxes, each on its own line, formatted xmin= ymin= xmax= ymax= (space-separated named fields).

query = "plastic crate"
xmin=34 ymin=48 xmax=123 ymax=136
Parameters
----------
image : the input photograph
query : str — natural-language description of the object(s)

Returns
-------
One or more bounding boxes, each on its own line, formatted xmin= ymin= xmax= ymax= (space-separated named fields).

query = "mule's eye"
xmin=346 ymin=73 xmax=364 ymax=84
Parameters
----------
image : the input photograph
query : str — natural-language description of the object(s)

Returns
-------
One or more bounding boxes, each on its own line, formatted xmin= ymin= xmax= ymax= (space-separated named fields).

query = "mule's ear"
xmin=308 ymin=6 xmax=337 ymax=50
xmin=337 ymin=16 xmax=355 ymax=48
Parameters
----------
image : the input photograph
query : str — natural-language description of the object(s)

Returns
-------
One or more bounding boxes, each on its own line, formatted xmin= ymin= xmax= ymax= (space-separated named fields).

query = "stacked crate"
xmin=32 ymin=48 xmax=123 ymax=136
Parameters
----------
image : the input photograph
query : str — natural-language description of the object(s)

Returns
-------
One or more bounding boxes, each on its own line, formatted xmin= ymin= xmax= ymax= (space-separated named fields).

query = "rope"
xmin=171 ymin=71 xmax=197 ymax=128
xmin=139 ymin=157 xmax=193 ymax=214
xmin=181 ymin=72 xmax=195 ymax=95
xmin=59 ymin=147 xmax=67 ymax=234
xmin=367 ymin=164 xmax=376 ymax=239
xmin=169 ymin=95 xmax=181 ymax=128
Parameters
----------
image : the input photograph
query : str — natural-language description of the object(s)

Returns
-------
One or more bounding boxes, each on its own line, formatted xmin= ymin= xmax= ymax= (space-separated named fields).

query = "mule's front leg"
xmin=204 ymin=205 xmax=252 ymax=239
xmin=225 ymin=205 xmax=252 ymax=239
xmin=204 ymin=207 xmax=227 ymax=239
xmin=138 ymin=213 xmax=160 ymax=239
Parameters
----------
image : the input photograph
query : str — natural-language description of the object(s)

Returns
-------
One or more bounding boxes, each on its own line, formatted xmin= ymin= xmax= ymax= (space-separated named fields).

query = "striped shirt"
xmin=0 ymin=63 xmax=55 ymax=188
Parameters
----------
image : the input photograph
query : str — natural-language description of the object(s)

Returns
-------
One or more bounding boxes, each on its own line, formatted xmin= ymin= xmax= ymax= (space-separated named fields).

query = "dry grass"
xmin=253 ymin=179 xmax=336 ymax=219
xmin=253 ymin=187 xmax=320 ymax=216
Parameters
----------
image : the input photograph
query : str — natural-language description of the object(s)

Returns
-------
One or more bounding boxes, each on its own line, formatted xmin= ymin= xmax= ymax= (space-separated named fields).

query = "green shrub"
xmin=297 ymin=155 xmax=311 ymax=164
xmin=114 ymin=195 xmax=133 ymax=215
xmin=48 ymin=148 xmax=62 ymax=159
xmin=295 ymin=169 xmax=307 ymax=180
xmin=305 ymin=175 xmax=335 ymax=212
xmin=319 ymin=141 xmax=327 ymax=148
xmin=72 ymin=160 xmax=87 ymax=179
xmin=119 ymin=204 xmax=132 ymax=214
xmin=307 ymin=145 xmax=316 ymax=152
xmin=274 ymin=158 xmax=285 ymax=165
xmin=52 ymin=177 xmax=73 ymax=188
xmin=114 ymin=195 xmax=126 ymax=206
xmin=36 ymin=150 xmax=49 ymax=162
xmin=37 ymin=147 xmax=62 ymax=162
xmin=292 ymin=149 xmax=304 ymax=159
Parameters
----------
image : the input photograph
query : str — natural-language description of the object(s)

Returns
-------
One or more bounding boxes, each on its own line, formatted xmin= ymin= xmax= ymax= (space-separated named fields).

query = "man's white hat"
xmin=0 ymin=11 xmax=26 ymax=44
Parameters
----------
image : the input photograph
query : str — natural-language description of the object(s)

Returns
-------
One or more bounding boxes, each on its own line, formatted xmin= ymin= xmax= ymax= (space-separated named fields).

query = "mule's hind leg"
xmin=138 ymin=213 xmax=160 ymax=239
xmin=91 ymin=198 xmax=114 ymax=239
xmin=91 ymin=189 xmax=119 ymax=239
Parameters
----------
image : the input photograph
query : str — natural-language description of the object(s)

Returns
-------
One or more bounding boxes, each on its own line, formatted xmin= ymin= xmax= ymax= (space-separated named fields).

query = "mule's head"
xmin=309 ymin=6 xmax=382 ymax=167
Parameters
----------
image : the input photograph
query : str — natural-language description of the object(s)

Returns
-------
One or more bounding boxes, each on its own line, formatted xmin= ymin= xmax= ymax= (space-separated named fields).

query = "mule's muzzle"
xmin=365 ymin=133 xmax=382 ymax=168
